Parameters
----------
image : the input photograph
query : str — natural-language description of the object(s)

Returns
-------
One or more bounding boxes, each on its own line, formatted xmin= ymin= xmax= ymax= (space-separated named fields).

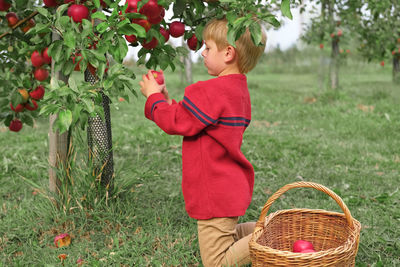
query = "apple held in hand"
xmin=292 ymin=240 xmax=315 ymax=253
xmin=147 ymin=70 xmax=164 ymax=85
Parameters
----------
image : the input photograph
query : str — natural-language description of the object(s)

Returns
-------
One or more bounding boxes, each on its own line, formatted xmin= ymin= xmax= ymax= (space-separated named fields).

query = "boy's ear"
xmin=224 ymin=45 xmax=236 ymax=63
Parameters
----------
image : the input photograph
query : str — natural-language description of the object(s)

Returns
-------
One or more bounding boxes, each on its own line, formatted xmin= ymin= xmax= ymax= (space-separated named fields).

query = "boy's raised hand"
xmin=140 ymin=70 xmax=165 ymax=98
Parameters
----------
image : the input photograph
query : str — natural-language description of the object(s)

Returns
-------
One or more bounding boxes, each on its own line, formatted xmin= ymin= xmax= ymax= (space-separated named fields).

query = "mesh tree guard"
xmin=85 ymin=69 xmax=114 ymax=190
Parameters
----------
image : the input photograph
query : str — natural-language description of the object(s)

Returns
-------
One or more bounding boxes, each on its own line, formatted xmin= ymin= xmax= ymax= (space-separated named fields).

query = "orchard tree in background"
xmin=0 ymin=0 xmax=297 ymax=194
xmin=357 ymin=0 xmax=400 ymax=84
xmin=301 ymin=0 xmax=363 ymax=89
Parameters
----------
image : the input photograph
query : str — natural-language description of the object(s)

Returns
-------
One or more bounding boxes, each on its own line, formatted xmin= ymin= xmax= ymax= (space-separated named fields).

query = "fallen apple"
xmin=54 ymin=233 xmax=71 ymax=248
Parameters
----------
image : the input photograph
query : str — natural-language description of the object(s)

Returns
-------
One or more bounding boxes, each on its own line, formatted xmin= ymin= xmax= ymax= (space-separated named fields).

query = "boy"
xmin=140 ymin=18 xmax=266 ymax=266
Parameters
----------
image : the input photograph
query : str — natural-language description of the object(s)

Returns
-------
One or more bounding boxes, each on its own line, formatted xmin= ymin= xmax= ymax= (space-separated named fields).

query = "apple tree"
xmin=301 ymin=0 xmax=363 ymax=89
xmin=357 ymin=0 xmax=400 ymax=83
xmin=0 ymin=0 xmax=296 ymax=192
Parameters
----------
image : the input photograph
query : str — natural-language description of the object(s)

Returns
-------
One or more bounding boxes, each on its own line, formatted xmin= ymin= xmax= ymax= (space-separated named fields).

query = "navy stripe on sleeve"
xmin=151 ymin=100 xmax=167 ymax=119
xmin=182 ymin=96 xmax=250 ymax=127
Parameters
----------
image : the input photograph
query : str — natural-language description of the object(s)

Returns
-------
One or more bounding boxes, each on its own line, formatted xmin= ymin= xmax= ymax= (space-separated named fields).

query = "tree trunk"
xmin=181 ymin=39 xmax=193 ymax=85
xmin=48 ymin=30 xmax=69 ymax=193
xmin=393 ymin=56 xmax=400 ymax=84
xmin=330 ymin=39 xmax=339 ymax=89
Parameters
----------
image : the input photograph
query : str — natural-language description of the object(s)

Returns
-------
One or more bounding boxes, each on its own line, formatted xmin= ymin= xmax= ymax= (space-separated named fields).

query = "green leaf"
xmin=58 ymin=109 xmax=73 ymax=133
xmin=96 ymin=22 xmax=110 ymax=33
xmin=249 ymin=22 xmax=262 ymax=46
xmin=281 ymin=0 xmax=293 ymax=20
xmin=68 ymin=76 xmax=79 ymax=93
xmin=117 ymin=36 xmax=128 ymax=62
xmin=93 ymin=0 xmax=101 ymax=8
xmin=64 ymin=31 xmax=76 ymax=49
xmin=92 ymin=11 xmax=107 ymax=20
xmin=36 ymin=7 xmax=50 ymax=18
xmin=82 ymin=98 xmax=95 ymax=113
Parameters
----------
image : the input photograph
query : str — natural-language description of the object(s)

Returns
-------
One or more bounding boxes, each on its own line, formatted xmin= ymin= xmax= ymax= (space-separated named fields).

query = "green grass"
xmin=1 ymin=49 xmax=400 ymax=266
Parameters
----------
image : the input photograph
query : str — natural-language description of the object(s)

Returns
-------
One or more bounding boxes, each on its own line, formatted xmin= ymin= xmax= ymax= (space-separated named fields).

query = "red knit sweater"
xmin=144 ymin=74 xmax=254 ymax=220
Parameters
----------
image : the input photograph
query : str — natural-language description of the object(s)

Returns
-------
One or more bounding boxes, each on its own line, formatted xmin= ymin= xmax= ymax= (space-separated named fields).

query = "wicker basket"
xmin=249 ymin=181 xmax=361 ymax=266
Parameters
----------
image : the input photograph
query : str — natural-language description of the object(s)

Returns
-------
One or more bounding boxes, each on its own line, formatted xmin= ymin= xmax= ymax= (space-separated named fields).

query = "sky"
xmin=124 ymin=6 xmax=310 ymax=63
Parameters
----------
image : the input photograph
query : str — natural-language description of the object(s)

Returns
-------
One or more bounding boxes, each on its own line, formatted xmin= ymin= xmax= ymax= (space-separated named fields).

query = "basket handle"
xmin=256 ymin=181 xmax=354 ymax=229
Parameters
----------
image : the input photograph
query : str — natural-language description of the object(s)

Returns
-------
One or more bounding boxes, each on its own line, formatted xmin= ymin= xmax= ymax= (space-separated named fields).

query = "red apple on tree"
xmin=34 ymin=68 xmax=49 ymax=81
xmin=140 ymin=0 xmax=161 ymax=19
xmin=125 ymin=34 xmax=137 ymax=44
xmin=30 ymin=85 xmax=45 ymax=100
xmin=187 ymin=34 xmax=203 ymax=51
xmin=31 ymin=50 xmax=44 ymax=68
xmin=72 ymin=53 xmax=83 ymax=71
xmin=125 ymin=0 xmax=140 ymax=13
xmin=68 ymin=4 xmax=89 ymax=23
xmin=6 ymin=12 xmax=18 ymax=27
xmin=160 ymin=27 xmax=169 ymax=43
xmin=292 ymin=240 xmax=315 ymax=253
xmin=43 ymin=0 xmax=58 ymax=7
xmin=42 ymin=47 xmax=52 ymax=64
xmin=319 ymin=43 xmax=324 ymax=49
xmin=169 ymin=21 xmax=185 ymax=37
xmin=142 ymin=37 xmax=158 ymax=49
xmin=25 ymin=100 xmax=38 ymax=111
xmin=133 ymin=19 xmax=151 ymax=32
xmin=10 ymin=103 xmax=25 ymax=113
xmin=9 ymin=119 xmax=23 ymax=132
xmin=380 ymin=61 xmax=385 ymax=67
xmin=0 ymin=0 xmax=11 ymax=11
xmin=21 ymin=19 xmax=35 ymax=33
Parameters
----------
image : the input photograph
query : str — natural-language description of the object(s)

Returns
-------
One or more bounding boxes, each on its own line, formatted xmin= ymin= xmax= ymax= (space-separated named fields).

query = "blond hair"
xmin=202 ymin=18 xmax=267 ymax=73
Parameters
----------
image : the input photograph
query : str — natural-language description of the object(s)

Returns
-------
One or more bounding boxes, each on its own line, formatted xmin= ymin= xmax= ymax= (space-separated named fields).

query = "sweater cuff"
xmin=144 ymin=93 xmax=167 ymax=120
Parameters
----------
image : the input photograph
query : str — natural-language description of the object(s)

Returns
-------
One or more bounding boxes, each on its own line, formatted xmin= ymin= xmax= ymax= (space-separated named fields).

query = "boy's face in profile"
xmin=201 ymin=39 xmax=227 ymax=77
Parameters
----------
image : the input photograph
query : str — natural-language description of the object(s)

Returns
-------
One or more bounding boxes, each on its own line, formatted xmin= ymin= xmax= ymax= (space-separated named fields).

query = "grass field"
xmin=1 ymin=47 xmax=400 ymax=266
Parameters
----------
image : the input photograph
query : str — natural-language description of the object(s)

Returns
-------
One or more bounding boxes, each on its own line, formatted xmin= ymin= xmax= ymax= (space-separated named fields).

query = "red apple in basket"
xmin=301 ymin=248 xmax=316 ymax=253
xmin=292 ymin=240 xmax=314 ymax=253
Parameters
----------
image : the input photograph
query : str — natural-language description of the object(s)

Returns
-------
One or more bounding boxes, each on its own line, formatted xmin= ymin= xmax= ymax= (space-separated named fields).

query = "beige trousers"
xmin=197 ymin=217 xmax=255 ymax=267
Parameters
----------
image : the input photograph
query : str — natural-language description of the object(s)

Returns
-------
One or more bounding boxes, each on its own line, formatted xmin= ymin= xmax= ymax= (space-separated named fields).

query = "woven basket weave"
xmin=249 ymin=181 xmax=361 ymax=266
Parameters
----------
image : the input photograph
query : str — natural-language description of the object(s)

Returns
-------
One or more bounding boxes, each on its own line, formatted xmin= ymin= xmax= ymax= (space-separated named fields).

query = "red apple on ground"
xmin=25 ymin=100 xmax=38 ymax=111
xmin=292 ymin=240 xmax=314 ymax=253
xmin=147 ymin=70 xmax=164 ymax=85
xmin=9 ymin=119 xmax=23 ymax=132
xmin=160 ymin=27 xmax=169 ymax=42
xmin=169 ymin=21 xmax=185 ymax=37
xmin=42 ymin=47 xmax=52 ymax=64
xmin=30 ymin=85 xmax=45 ymax=100
xmin=34 ymin=68 xmax=49 ymax=81
xmin=187 ymin=34 xmax=203 ymax=51
xmin=6 ymin=12 xmax=18 ymax=27
xmin=68 ymin=4 xmax=89 ymax=23
xmin=31 ymin=50 xmax=44 ymax=68
xmin=54 ymin=233 xmax=71 ymax=248
xmin=43 ymin=0 xmax=58 ymax=7
xmin=0 ymin=0 xmax=11 ymax=11
xmin=10 ymin=103 xmax=25 ymax=113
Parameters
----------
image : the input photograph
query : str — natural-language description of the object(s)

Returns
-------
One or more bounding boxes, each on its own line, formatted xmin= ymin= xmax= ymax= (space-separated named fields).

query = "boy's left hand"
xmin=140 ymin=70 xmax=165 ymax=98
